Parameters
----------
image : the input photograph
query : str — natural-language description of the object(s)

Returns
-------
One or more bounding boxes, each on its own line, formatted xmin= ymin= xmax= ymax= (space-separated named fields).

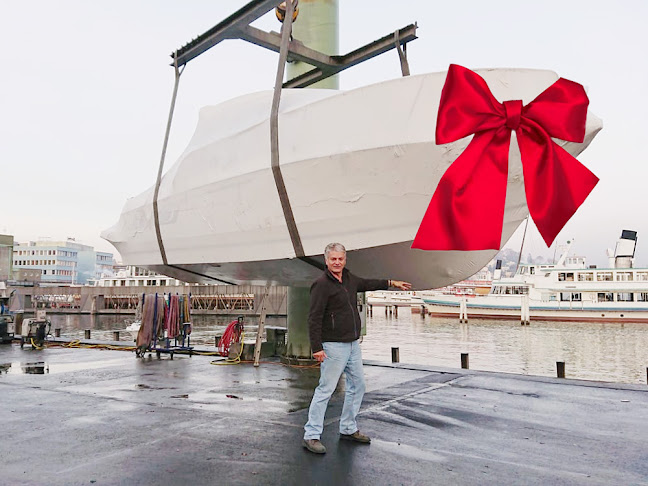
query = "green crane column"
xmin=287 ymin=0 xmax=339 ymax=88
xmin=285 ymin=0 xmax=339 ymax=359
xmin=285 ymin=286 xmax=311 ymax=358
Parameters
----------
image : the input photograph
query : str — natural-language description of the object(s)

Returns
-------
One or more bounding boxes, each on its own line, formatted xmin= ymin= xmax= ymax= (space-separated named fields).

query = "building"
xmin=0 ymin=234 xmax=14 ymax=281
xmin=12 ymin=238 xmax=115 ymax=286
xmin=88 ymin=265 xmax=189 ymax=287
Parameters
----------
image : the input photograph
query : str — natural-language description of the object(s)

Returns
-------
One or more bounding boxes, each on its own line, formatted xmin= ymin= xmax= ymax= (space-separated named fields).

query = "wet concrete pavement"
xmin=1 ymin=343 xmax=647 ymax=485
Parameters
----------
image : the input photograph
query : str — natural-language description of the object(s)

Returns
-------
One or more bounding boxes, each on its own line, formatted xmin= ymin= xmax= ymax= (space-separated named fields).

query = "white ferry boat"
xmin=366 ymin=291 xmax=424 ymax=307
xmin=422 ymin=231 xmax=648 ymax=323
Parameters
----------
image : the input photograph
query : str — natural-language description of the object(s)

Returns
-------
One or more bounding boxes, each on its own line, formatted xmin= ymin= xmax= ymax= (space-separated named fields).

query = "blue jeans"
xmin=303 ymin=340 xmax=366 ymax=440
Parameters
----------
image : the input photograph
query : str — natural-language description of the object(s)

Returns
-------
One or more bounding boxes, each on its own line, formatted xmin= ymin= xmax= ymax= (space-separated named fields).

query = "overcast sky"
xmin=1 ymin=1 xmax=647 ymax=266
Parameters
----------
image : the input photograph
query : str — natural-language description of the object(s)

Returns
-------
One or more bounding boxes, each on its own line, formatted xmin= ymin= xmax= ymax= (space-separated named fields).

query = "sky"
xmin=1 ymin=0 xmax=647 ymax=267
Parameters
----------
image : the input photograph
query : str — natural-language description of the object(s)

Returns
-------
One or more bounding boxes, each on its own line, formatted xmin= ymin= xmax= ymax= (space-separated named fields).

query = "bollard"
xmin=215 ymin=336 xmax=221 ymax=348
xmin=84 ymin=329 xmax=91 ymax=339
xmin=385 ymin=306 xmax=388 ymax=315
xmin=113 ymin=331 xmax=120 ymax=341
xmin=369 ymin=305 xmax=373 ymax=317
xmin=391 ymin=347 xmax=400 ymax=363
xmin=55 ymin=328 xmax=61 ymax=337
xmin=461 ymin=353 xmax=469 ymax=369
xmin=557 ymin=361 xmax=565 ymax=378
xmin=394 ymin=306 xmax=398 ymax=318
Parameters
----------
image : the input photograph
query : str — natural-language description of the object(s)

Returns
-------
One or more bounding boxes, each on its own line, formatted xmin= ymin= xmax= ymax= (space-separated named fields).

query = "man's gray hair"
xmin=324 ymin=242 xmax=346 ymax=259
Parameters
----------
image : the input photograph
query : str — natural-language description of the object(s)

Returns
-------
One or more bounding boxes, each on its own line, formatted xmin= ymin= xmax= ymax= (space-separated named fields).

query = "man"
xmin=303 ymin=242 xmax=412 ymax=454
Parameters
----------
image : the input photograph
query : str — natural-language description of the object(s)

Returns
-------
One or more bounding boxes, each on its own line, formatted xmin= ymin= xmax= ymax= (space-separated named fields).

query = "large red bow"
xmin=412 ymin=64 xmax=599 ymax=250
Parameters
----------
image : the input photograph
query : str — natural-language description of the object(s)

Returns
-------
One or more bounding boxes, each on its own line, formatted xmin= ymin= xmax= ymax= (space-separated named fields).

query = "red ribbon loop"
xmin=504 ymin=100 xmax=522 ymax=130
xmin=412 ymin=64 xmax=599 ymax=251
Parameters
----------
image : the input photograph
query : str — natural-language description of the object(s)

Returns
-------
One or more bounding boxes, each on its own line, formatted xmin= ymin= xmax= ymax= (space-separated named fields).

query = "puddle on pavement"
xmin=135 ymin=383 xmax=176 ymax=390
xmin=0 ymin=362 xmax=50 ymax=374
xmin=0 ymin=358 xmax=125 ymax=375
xmin=371 ymin=439 xmax=446 ymax=462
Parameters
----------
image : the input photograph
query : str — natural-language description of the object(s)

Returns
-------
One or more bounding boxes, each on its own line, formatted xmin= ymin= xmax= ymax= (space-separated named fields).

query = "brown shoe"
xmin=340 ymin=431 xmax=371 ymax=443
xmin=303 ymin=439 xmax=327 ymax=454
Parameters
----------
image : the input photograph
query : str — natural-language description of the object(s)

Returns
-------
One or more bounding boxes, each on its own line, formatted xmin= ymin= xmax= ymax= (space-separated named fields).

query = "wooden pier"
xmin=7 ymin=284 xmax=287 ymax=316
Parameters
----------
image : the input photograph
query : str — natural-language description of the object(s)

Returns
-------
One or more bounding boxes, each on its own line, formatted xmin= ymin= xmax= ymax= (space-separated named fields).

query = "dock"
xmin=1 ymin=343 xmax=647 ymax=485
xmin=7 ymin=284 xmax=287 ymax=316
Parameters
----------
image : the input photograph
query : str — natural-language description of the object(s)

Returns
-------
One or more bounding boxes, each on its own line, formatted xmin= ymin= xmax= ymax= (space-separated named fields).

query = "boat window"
xmin=597 ymin=292 xmax=614 ymax=302
xmin=545 ymin=273 xmax=551 ymax=277
xmin=636 ymin=272 xmax=648 ymax=281
xmin=617 ymin=292 xmax=634 ymax=302
xmin=597 ymin=272 xmax=613 ymax=281
xmin=530 ymin=267 xmax=535 ymax=274
xmin=616 ymin=272 xmax=633 ymax=281
xmin=637 ymin=293 xmax=648 ymax=302
xmin=578 ymin=272 xmax=593 ymax=281
xmin=560 ymin=292 xmax=571 ymax=301
xmin=509 ymin=286 xmax=528 ymax=295
xmin=559 ymin=273 xmax=565 ymax=281
xmin=571 ymin=293 xmax=582 ymax=301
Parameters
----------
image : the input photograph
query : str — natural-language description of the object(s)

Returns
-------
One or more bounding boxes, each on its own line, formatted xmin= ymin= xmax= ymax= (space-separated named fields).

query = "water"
xmin=44 ymin=310 xmax=648 ymax=385
xmin=361 ymin=310 xmax=648 ymax=385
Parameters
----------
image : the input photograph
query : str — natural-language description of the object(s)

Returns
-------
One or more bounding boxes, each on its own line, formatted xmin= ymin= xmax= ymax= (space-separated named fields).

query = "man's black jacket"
xmin=308 ymin=268 xmax=388 ymax=353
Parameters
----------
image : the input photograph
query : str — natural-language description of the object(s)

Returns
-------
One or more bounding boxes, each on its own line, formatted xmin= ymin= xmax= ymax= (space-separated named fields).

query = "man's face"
xmin=325 ymin=250 xmax=346 ymax=275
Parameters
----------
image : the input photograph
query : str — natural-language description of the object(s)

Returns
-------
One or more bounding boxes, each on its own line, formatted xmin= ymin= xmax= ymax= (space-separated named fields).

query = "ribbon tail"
xmin=518 ymin=129 xmax=599 ymax=247
xmin=412 ymin=130 xmax=511 ymax=251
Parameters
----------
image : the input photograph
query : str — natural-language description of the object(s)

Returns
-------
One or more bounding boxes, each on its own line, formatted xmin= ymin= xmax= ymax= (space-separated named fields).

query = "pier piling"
xmin=84 ymin=330 xmax=91 ymax=339
xmin=459 ymin=297 xmax=468 ymax=323
xmin=55 ymin=328 xmax=61 ymax=337
xmin=391 ymin=347 xmax=400 ymax=363
xmin=557 ymin=361 xmax=566 ymax=378
xmin=113 ymin=331 xmax=120 ymax=341
xmin=394 ymin=305 xmax=398 ymax=318
xmin=461 ymin=353 xmax=469 ymax=369
xmin=521 ymin=294 xmax=531 ymax=325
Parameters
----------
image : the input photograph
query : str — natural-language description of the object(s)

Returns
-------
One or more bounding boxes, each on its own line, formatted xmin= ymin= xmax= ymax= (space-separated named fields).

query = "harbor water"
xmin=45 ymin=308 xmax=648 ymax=385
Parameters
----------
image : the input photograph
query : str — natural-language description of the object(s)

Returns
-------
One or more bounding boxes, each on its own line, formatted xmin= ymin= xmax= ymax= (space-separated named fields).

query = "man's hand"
xmin=313 ymin=350 xmax=327 ymax=362
xmin=391 ymin=280 xmax=412 ymax=291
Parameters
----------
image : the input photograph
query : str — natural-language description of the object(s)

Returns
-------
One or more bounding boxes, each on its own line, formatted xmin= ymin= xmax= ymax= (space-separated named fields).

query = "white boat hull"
xmin=103 ymin=69 xmax=602 ymax=288
xmin=423 ymin=295 xmax=648 ymax=323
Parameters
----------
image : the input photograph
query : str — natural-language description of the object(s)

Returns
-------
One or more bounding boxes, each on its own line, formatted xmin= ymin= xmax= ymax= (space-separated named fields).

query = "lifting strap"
xmin=394 ymin=30 xmax=410 ymax=77
xmin=270 ymin=0 xmax=306 ymax=259
xmin=153 ymin=53 xmax=185 ymax=266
